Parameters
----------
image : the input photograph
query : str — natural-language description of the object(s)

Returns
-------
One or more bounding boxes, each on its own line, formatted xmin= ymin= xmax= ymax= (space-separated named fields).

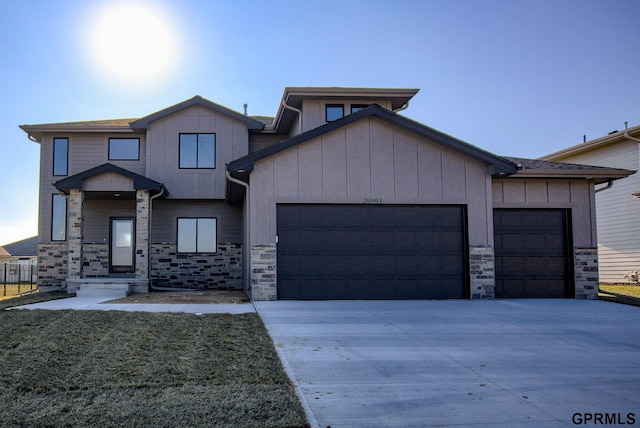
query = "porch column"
xmin=135 ymin=189 xmax=150 ymax=281
xmin=67 ymin=189 xmax=84 ymax=280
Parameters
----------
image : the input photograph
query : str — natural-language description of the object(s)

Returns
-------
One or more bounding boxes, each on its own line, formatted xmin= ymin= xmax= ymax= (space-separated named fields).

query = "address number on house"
xmin=363 ymin=198 xmax=382 ymax=204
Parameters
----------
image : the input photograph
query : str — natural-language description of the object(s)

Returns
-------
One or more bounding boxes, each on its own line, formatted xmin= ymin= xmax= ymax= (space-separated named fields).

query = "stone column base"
xmin=574 ymin=247 xmax=598 ymax=299
xmin=250 ymin=244 xmax=277 ymax=301
xmin=469 ymin=245 xmax=495 ymax=299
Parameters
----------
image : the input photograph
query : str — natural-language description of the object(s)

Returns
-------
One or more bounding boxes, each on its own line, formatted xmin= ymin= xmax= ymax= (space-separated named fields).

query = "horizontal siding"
xmin=83 ymin=200 xmax=137 ymax=242
xmin=38 ymin=133 xmax=145 ymax=244
xmin=151 ymin=199 xmax=242 ymax=243
xmin=553 ymin=142 xmax=640 ymax=282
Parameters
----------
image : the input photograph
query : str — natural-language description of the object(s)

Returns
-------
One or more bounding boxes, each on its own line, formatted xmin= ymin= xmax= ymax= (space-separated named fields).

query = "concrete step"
xmin=76 ymin=282 xmax=131 ymax=299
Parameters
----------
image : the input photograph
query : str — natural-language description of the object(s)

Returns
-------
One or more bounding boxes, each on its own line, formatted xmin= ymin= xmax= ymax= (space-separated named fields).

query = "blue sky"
xmin=1 ymin=0 xmax=639 ymax=245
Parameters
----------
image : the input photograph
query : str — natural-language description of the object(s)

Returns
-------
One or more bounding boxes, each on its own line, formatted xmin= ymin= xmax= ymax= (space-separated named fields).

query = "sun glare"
xmin=88 ymin=3 xmax=178 ymax=87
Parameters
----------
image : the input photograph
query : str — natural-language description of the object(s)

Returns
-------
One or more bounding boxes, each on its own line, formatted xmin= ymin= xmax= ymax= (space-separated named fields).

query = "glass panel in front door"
xmin=111 ymin=219 xmax=134 ymax=272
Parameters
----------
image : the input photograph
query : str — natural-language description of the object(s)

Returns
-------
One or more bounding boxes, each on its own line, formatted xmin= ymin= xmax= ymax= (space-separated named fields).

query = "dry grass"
xmin=0 ymin=284 xmax=39 ymax=301
xmin=599 ymin=284 xmax=640 ymax=298
xmin=0 ymin=295 xmax=308 ymax=427
xmin=0 ymin=290 xmax=71 ymax=309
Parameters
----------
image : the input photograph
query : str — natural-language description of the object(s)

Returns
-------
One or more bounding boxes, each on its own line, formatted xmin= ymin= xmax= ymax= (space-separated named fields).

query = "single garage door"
xmin=276 ymin=204 xmax=468 ymax=300
xmin=493 ymin=209 xmax=573 ymax=298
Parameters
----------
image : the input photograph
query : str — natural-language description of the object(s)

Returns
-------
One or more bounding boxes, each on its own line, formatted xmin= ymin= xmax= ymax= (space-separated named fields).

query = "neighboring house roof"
xmin=504 ymin=157 xmax=635 ymax=184
xmin=251 ymin=116 xmax=275 ymax=128
xmin=0 ymin=247 xmax=10 ymax=257
xmin=272 ymin=87 xmax=420 ymax=134
xmin=2 ymin=236 xmax=38 ymax=257
xmin=54 ymin=163 xmax=168 ymax=195
xmin=228 ymin=104 xmax=518 ymax=174
xmin=20 ymin=119 xmax=138 ymax=141
xmin=540 ymin=125 xmax=640 ymax=160
xmin=130 ymin=95 xmax=265 ymax=132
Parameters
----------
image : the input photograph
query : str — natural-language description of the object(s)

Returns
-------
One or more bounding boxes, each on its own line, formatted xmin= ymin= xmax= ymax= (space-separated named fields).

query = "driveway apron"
xmin=255 ymin=300 xmax=640 ymax=428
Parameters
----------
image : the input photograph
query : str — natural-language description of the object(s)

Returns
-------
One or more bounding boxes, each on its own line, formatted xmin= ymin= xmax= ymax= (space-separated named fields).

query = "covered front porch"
xmin=55 ymin=163 xmax=167 ymax=294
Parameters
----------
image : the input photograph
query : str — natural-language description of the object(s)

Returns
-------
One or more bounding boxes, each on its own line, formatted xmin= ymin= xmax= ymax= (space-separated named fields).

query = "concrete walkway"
xmin=255 ymin=299 xmax=640 ymax=428
xmin=9 ymin=295 xmax=255 ymax=314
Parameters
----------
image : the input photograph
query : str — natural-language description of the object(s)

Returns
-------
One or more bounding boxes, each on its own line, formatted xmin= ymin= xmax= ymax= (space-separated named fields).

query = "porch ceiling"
xmin=83 ymin=191 xmax=137 ymax=200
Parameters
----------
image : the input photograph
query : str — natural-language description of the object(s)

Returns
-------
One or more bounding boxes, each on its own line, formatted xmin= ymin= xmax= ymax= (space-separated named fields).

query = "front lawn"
xmin=599 ymin=284 xmax=640 ymax=298
xmin=0 ymin=296 xmax=308 ymax=427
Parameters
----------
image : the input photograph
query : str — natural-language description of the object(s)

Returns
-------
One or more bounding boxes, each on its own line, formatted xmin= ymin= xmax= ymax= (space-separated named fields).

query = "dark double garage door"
xmin=277 ymin=204 xmax=467 ymax=300
xmin=276 ymin=205 xmax=573 ymax=300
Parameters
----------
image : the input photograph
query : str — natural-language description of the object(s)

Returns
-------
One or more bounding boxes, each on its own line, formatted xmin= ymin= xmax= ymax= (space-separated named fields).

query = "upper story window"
xmin=351 ymin=104 xmax=369 ymax=114
xmin=179 ymin=133 xmax=216 ymax=169
xmin=51 ymin=194 xmax=67 ymax=241
xmin=53 ymin=137 xmax=68 ymax=176
xmin=109 ymin=138 xmax=140 ymax=160
xmin=177 ymin=217 xmax=217 ymax=253
xmin=325 ymin=104 xmax=344 ymax=122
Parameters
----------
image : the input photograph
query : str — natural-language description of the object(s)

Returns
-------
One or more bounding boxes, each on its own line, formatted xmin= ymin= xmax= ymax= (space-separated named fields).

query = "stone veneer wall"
xmin=38 ymin=243 xmax=68 ymax=287
xmin=469 ymin=245 xmax=495 ymax=299
xmin=574 ymin=247 xmax=599 ymax=299
xmin=150 ymin=243 xmax=242 ymax=289
xmin=82 ymin=243 xmax=109 ymax=277
xmin=250 ymin=244 xmax=277 ymax=301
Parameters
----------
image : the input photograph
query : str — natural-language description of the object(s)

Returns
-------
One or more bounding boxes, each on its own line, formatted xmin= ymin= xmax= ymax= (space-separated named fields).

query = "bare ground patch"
xmin=107 ymin=289 xmax=250 ymax=304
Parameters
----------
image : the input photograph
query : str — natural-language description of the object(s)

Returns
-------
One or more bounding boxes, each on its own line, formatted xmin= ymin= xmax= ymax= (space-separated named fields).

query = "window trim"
xmin=325 ymin=104 xmax=344 ymax=122
xmin=108 ymin=137 xmax=140 ymax=161
xmin=51 ymin=194 xmax=67 ymax=241
xmin=177 ymin=217 xmax=218 ymax=254
xmin=53 ymin=137 xmax=69 ymax=176
xmin=179 ymin=133 xmax=216 ymax=169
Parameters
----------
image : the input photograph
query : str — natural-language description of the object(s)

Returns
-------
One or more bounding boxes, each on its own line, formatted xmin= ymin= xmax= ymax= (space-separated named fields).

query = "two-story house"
xmin=20 ymin=87 xmax=633 ymax=300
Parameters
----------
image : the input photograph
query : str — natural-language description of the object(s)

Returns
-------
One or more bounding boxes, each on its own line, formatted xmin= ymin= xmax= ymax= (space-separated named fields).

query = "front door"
xmin=110 ymin=218 xmax=135 ymax=273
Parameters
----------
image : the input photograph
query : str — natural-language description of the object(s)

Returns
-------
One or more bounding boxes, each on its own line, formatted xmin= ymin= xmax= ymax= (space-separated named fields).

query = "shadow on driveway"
xmin=255 ymin=299 xmax=640 ymax=428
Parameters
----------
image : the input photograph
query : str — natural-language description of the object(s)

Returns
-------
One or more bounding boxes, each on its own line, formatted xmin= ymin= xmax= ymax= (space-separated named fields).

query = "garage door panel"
xmin=277 ymin=204 xmax=467 ymax=300
xmin=494 ymin=209 xmax=572 ymax=298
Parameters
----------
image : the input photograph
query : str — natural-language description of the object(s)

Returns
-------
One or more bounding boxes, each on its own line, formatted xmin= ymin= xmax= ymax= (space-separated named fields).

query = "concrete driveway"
xmin=255 ymin=299 xmax=640 ymax=427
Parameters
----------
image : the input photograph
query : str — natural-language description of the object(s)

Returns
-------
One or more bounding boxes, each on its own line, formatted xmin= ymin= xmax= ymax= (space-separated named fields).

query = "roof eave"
xmin=230 ymin=105 xmax=518 ymax=175
xmin=272 ymin=87 xmax=420 ymax=134
xmin=541 ymin=126 xmax=640 ymax=161
xmin=503 ymin=168 xmax=635 ymax=183
xmin=130 ymin=95 xmax=265 ymax=132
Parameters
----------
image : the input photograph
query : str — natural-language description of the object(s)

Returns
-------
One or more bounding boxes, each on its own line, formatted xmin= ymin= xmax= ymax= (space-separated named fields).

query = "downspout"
xmin=147 ymin=185 xmax=165 ymax=289
xmin=594 ymin=180 xmax=613 ymax=193
xmin=225 ymin=169 xmax=249 ymax=191
xmin=393 ymin=102 xmax=409 ymax=113
xmin=225 ymin=169 xmax=252 ymax=297
xmin=624 ymin=131 xmax=640 ymax=144
xmin=281 ymin=99 xmax=303 ymax=135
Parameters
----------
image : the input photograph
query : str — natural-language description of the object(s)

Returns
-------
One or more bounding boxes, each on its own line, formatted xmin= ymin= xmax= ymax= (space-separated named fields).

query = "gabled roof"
xmin=54 ymin=163 xmax=167 ymax=195
xmin=540 ymin=125 xmax=640 ymax=161
xmin=2 ymin=236 xmax=38 ymax=256
xmin=228 ymin=104 xmax=519 ymax=174
xmin=503 ymin=157 xmax=634 ymax=184
xmin=20 ymin=119 xmax=137 ymax=142
xmin=130 ymin=95 xmax=265 ymax=132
